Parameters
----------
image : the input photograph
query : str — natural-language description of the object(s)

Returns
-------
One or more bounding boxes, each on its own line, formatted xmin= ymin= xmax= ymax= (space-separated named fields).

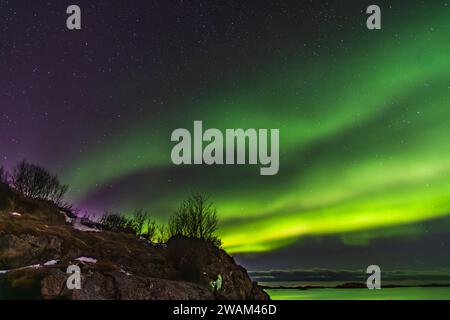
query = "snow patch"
xmin=60 ymin=211 xmax=73 ymax=224
xmin=120 ymin=269 xmax=133 ymax=277
xmin=10 ymin=212 xmax=22 ymax=216
xmin=0 ymin=264 xmax=43 ymax=274
xmin=73 ymin=220 xmax=101 ymax=233
xmin=75 ymin=257 xmax=97 ymax=264
xmin=59 ymin=210 xmax=101 ymax=233
xmin=44 ymin=260 xmax=59 ymax=266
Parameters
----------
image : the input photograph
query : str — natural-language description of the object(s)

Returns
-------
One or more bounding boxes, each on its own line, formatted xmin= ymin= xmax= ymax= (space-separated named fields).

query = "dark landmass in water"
xmin=261 ymin=282 xmax=450 ymax=290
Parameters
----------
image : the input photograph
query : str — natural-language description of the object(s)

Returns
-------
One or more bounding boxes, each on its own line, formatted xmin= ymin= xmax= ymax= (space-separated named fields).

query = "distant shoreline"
xmin=261 ymin=283 xmax=450 ymax=290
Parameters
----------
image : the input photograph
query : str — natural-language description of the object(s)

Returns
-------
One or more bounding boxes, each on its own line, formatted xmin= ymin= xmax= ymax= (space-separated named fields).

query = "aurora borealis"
xmin=1 ymin=1 xmax=450 ymax=272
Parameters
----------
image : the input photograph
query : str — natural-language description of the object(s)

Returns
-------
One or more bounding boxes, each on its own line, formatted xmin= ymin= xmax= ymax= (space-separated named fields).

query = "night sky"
xmin=1 ymin=1 xmax=450 ymax=276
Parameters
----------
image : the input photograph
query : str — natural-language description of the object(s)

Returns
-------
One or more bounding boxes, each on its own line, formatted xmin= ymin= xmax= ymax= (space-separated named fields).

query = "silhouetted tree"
xmin=0 ymin=166 xmax=13 ymax=210
xmin=131 ymin=209 xmax=149 ymax=236
xmin=11 ymin=160 xmax=68 ymax=205
xmin=99 ymin=212 xmax=135 ymax=234
xmin=98 ymin=196 xmax=221 ymax=246
xmin=169 ymin=193 xmax=221 ymax=246
xmin=0 ymin=166 xmax=8 ymax=185
xmin=155 ymin=224 xmax=169 ymax=244
xmin=99 ymin=210 xmax=156 ymax=237
xmin=127 ymin=208 xmax=159 ymax=240
xmin=142 ymin=219 xmax=157 ymax=241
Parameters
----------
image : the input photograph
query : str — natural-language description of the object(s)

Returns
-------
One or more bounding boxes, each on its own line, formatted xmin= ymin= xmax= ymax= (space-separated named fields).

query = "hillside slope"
xmin=0 ymin=185 xmax=269 ymax=300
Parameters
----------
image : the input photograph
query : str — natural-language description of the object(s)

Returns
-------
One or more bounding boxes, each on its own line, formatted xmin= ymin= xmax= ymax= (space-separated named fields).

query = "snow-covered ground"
xmin=72 ymin=219 xmax=101 ymax=232
xmin=120 ymin=269 xmax=133 ymax=276
xmin=0 ymin=260 xmax=60 ymax=274
xmin=44 ymin=260 xmax=59 ymax=266
xmin=75 ymin=257 xmax=97 ymax=264
xmin=60 ymin=210 xmax=73 ymax=223
xmin=59 ymin=210 xmax=101 ymax=233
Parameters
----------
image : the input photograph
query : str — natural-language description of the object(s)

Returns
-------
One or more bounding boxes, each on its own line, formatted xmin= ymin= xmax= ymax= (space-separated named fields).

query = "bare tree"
xmin=0 ymin=166 xmax=8 ymax=185
xmin=99 ymin=212 xmax=135 ymax=233
xmin=155 ymin=224 xmax=169 ymax=244
xmin=143 ymin=219 xmax=157 ymax=241
xmin=169 ymin=193 xmax=221 ymax=246
xmin=11 ymin=160 xmax=68 ymax=205
xmin=99 ymin=209 xmax=158 ymax=238
xmin=131 ymin=209 xmax=149 ymax=236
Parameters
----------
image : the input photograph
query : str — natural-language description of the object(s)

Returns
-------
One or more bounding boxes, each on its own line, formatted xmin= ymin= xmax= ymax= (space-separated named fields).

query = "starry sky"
xmin=1 ymin=0 xmax=450 ymax=274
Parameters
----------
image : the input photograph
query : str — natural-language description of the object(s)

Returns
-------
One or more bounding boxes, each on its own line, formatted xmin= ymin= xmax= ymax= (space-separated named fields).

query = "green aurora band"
xmin=62 ymin=6 xmax=450 ymax=254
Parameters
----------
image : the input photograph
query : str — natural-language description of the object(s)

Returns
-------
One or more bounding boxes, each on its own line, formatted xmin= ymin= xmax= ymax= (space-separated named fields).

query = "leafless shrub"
xmin=168 ymin=193 xmax=221 ymax=247
xmin=11 ymin=160 xmax=68 ymax=206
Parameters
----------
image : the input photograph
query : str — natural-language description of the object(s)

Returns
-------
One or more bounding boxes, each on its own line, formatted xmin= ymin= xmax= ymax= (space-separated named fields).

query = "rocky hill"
xmin=0 ymin=183 xmax=269 ymax=300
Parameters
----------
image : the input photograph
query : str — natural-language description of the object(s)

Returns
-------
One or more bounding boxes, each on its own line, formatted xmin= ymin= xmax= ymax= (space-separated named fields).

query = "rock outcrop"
xmin=0 ymin=186 xmax=269 ymax=300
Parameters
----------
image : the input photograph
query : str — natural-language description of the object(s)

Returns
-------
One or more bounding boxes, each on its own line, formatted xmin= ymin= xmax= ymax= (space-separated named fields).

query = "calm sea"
xmin=267 ymin=287 xmax=450 ymax=300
